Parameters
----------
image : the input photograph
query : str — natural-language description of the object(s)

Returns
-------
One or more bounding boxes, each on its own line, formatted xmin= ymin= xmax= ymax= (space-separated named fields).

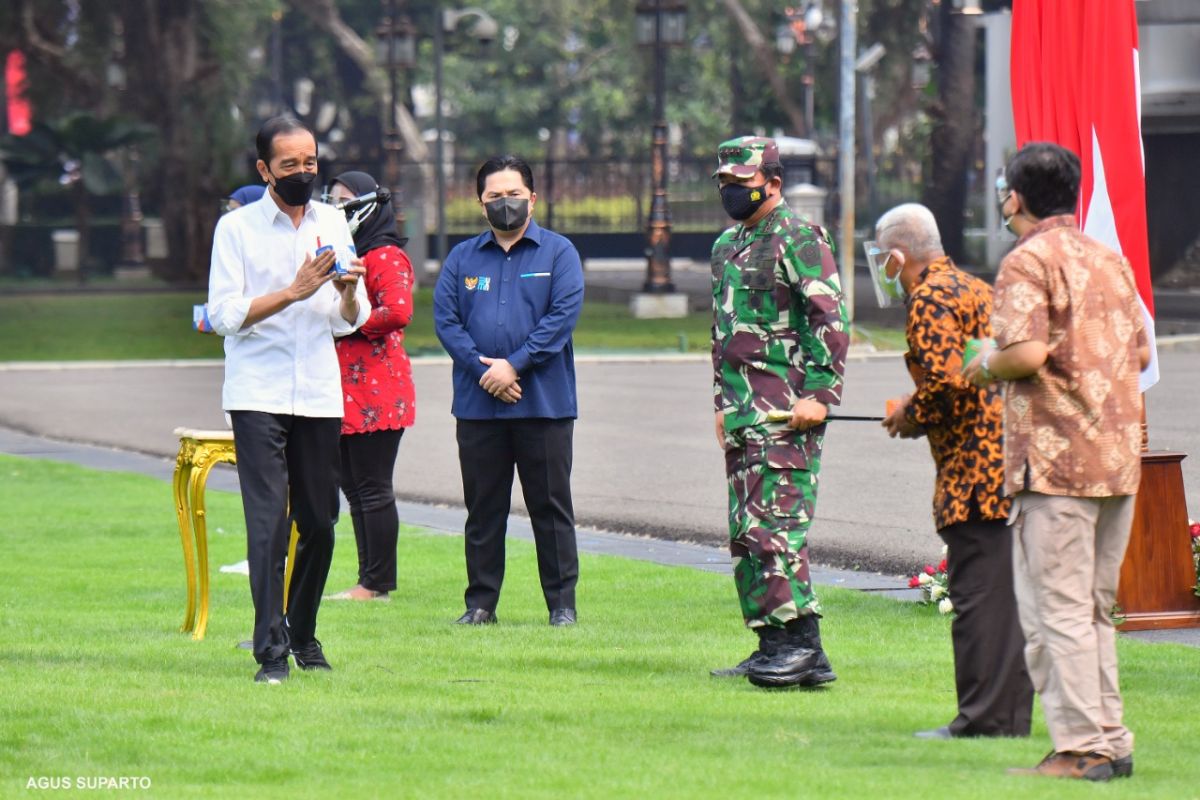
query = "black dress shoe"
xmin=549 ymin=608 xmax=576 ymax=626
xmin=914 ymin=726 xmax=953 ymax=740
xmin=290 ymin=639 xmax=332 ymax=671
xmin=455 ymin=608 xmax=497 ymax=625
xmin=254 ymin=656 xmax=290 ymax=684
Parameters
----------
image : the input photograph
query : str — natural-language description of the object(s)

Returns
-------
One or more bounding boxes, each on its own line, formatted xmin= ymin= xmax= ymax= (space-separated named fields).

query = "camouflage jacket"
xmin=711 ymin=202 xmax=849 ymax=435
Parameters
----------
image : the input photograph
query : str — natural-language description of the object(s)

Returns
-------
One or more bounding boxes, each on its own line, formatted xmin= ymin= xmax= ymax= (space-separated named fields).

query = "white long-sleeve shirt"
xmin=208 ymin=193 xmax=370 ymax=417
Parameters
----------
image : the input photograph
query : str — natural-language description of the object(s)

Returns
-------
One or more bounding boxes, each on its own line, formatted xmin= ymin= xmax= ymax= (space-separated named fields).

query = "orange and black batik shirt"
xmin=902 ymin=257 xmax=1010 ymax=530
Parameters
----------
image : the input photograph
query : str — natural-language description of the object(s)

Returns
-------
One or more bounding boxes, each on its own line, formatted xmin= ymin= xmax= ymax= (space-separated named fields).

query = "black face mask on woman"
xmin=270 ymin=169 xmax=317 ymax=207
xmin=484 ymin=197 xmax=530 ymax=232
xmin=719 ymin=181 xmax=771 ymax=221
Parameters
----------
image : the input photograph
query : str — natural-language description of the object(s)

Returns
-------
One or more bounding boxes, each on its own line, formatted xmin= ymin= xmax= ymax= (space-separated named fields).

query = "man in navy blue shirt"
xmin=434 ymin=154 xmax=585 ymax=626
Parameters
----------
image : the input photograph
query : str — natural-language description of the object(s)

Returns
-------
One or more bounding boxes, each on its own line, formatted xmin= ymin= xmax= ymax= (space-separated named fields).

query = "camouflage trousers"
xmin=724 ymin=428 xmax=824 ymax=628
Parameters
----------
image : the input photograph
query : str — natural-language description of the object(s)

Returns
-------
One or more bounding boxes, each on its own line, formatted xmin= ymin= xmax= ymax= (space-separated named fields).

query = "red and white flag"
xmin=1010 ymin=0 xmax=1158 ymax=390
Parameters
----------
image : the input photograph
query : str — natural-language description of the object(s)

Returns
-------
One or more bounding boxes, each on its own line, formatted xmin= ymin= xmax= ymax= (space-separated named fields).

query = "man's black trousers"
xmin=230 ymin=411 xmax=340 ymax=664
xmin=940 ymin=517 xmax=1034 ymax=736
xmin=455 ymin=418 xmax=578 ymax=613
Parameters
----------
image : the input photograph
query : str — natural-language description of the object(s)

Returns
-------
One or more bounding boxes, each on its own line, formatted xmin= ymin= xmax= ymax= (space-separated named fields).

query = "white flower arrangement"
xmin=908 ymin=545 xmax=953 ymax=615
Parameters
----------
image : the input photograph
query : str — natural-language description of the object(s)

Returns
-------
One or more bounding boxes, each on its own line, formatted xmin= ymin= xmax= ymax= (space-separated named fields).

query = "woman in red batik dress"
xmin=325 ymin=171 xmax=415 ymax=601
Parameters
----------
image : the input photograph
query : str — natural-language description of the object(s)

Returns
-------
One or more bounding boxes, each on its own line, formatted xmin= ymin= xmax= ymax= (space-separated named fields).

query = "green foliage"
xmin=408 ymin=0 xmax=938 ymax=166
xmin=0 ymin=112 xmax=153 ymax=195
xmin=1 ymin=0 xmax=942 ymax=233
xmin=2 ymin=454 xmax=1199 ymax=798
xmin=192 ymin=0 xmax=283 ymax=178
xmin=426 ymin=0 xmax=648 ymax=160
xmin=1 ymin=1 xmax=280 ymax=201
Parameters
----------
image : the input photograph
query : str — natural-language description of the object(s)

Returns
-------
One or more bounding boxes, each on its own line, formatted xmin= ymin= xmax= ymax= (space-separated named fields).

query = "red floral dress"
xmin=335 ymin=244 xmax=415 ymax=434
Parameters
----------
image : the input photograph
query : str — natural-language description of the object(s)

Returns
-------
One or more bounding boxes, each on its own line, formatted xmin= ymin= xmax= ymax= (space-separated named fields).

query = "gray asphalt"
xmin=2 ymin=346 xmax=1197 ymax=576
xmin=582 ymin=259 xmax=1200 ymax=331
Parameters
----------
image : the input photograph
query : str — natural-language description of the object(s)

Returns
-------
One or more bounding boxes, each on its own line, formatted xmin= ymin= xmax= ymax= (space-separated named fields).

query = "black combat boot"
xmin=710 ymin=626 xmax=786 ymax=677
xmin=796 ymin=614 xmax=837 ymax=686
xmin=747 ymin=615 xmax=836 ymax=689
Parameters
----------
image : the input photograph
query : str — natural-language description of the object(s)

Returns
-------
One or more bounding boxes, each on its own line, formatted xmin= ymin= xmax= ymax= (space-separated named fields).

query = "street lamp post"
xmin=636 ymin=0 xmax=686 ymax=295
xmin=374 ymin=3 xmax=416 ymax=213
xmin=434 ymin=6 xmax=499 ymax=266
xmin=777 ymin=3 xmax=834 ymax=138
xmin=837 ymin=0 xmax=857 ymax=326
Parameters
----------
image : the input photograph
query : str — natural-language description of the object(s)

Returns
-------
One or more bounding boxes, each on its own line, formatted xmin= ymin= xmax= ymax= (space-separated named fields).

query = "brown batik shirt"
xmin=903 ymin=257 xmax=1010 ymax=530
xmin=992 ymin=216 xmax=1146 ymax=498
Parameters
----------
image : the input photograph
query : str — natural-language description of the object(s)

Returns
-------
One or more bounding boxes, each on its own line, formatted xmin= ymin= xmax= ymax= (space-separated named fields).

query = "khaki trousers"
xmin=1009 ymin=491 xmax=1135 ymax=758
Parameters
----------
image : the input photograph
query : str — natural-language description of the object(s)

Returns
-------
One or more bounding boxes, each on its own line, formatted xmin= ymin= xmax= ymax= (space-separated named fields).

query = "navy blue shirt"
xmin=434 ymin=220 xmax=585 ymax=420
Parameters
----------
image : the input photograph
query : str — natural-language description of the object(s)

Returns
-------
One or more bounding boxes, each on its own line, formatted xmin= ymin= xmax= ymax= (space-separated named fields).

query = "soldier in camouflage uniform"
xmin=708 ymin=136 xmax=849 ymax=689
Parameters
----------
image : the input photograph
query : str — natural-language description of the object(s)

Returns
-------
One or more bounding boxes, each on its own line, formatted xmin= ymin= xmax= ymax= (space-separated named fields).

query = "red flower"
xmin=938 ymin=559 xmax=948 ymax=573
xmin=908 ymin=576 xmax=921 ymax=588
xmin=924 ymin=565 xmax=936 ymax=576
xmin=1190 ymin=522 xmax=1200 ymax=538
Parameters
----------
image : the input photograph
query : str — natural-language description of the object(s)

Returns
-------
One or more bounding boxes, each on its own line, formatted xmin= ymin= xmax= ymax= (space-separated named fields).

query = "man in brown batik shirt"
xmin=966 ymin=143 xmax=1150 ymax=783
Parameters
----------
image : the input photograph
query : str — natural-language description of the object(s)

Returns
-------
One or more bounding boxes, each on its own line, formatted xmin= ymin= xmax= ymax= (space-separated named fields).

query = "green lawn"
xmin=0 ymin=290 xmax=905 ymax=361
xmin=2 ymin=454 xmax=1198 ymax=798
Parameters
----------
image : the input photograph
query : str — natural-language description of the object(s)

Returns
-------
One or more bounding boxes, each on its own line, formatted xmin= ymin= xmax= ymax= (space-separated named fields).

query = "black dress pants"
xmin=340 ymin=428 xmax=404 ymax=592
xmin=940 ymin=517 xmax=1035 ymax=736
xmin=230 ymin=411 xmax=340 ymax=664
xmin=456 ymin=418 xmax=578 ymax=613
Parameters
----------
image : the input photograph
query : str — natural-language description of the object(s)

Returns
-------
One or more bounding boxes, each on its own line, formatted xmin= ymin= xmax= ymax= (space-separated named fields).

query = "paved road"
xmin=1 ymin=347 xmax=1197 ymax=574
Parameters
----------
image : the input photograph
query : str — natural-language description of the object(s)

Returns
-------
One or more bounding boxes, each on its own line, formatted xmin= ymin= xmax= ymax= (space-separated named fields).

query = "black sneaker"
xmin=254 ymin=656 xmax=290 ymax=684
xmin=290 ymin=639 xmax=332 ymax=671
xmin=1111 ymin=754 xmax=1133 ymax=778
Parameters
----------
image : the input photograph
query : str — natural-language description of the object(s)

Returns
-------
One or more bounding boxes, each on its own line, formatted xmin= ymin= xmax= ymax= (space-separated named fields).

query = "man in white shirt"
xmin=208 ymin=117 xmax=369 ymax=684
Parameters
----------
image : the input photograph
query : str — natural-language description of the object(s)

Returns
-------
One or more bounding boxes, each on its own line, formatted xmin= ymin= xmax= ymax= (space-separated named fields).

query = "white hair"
xmin=875 ymin=203 xmax=944 ymax=261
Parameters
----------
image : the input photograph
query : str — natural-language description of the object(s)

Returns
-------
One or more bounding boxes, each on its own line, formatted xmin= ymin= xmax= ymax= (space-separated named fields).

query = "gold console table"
xmin=172 ymin=428 xmax=297 ymax=641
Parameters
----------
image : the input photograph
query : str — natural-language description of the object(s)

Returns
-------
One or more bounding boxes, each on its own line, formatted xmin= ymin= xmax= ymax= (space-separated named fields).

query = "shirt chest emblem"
xmin=465 ymin=276 xmax=491 ymax=292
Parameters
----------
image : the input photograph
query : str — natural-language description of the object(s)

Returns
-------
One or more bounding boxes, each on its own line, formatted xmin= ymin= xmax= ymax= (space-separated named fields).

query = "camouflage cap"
xmin=713 ymin=136 xmax=779 ymax=178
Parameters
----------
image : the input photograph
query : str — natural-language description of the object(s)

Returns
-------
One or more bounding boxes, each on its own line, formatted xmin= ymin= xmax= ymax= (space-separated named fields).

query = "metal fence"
xmin=339 ymin=155 xmax=835 ymax=236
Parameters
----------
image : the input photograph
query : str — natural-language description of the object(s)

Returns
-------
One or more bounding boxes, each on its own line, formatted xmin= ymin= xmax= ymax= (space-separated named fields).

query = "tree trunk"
xmin=921 ymin=6 xmax=976 ymax=263
xmin=285 ymin=0 xmax=428 ymax=162
xmin=718 ymin=0 xmax=809 ymax=137
xmin=121 ymin=0 xmax=216 ymax=283
xmin=286 ymin=0 xmax=433 ymax=270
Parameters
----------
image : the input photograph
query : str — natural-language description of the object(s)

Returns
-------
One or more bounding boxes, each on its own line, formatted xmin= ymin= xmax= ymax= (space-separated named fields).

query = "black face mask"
xmin=484 ymin=197 xmax=530 ymax=232
xmin=270 ymin=169 xmax=317 ymax=207
xmin=720 ymin=181 xmax=770 ymax=221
